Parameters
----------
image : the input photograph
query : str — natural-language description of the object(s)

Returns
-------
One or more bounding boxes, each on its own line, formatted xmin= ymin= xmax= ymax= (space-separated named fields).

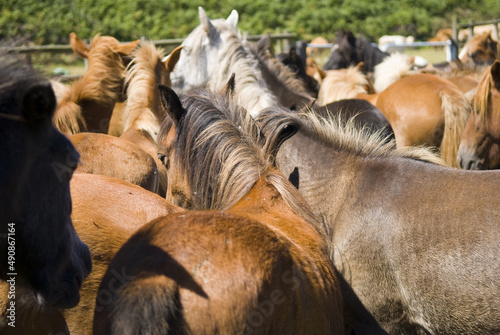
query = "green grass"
xmin=402 ymin=46 xmax=448 ymax=64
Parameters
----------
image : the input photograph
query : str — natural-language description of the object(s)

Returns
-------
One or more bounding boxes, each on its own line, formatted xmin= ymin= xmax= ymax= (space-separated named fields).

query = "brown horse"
xmin=93 ymin=84 xmax=344 ymax=334
xmin=257 ymin=107 xmax=500 ymax=334
xmin=458 ymin=60 xmax=500 ymax=169
xmin=0 ymin=173 xmax=182 ymax=334
xmin=459 ymin=31 xmax=499 ymax=66
xmin=0 ymin=52 xmax=91 ymax=310
xmin=70 ymin=132 xmax=160 ymax=193
xmin=54 ymin=33 xmax=139 ymax=135
xmin=321 ymin=65 xmax=470 ymax=167
xmin=118 ymin=41 xmax=183 ymax=197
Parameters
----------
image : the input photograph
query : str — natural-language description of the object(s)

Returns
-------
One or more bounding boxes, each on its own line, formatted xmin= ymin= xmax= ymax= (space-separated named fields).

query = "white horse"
xmin=170 ymin=7 xmax=278 ymax=117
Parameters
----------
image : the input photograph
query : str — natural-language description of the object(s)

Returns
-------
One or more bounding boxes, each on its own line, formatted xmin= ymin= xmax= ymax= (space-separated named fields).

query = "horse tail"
xmin=94 ymin=275 xmax=187 ymax=335
xmin=439 ymin=90 xmax=471 ymax=168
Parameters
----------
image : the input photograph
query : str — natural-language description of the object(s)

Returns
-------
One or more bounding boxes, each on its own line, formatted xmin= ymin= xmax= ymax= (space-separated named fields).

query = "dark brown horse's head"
xmin=459 ymin=32 xmax=499 ymax=66
xmin=0 ymin=53 xmax=91 ymax=308
xmin=458 ymin=60 xmax=500 ymax=169
xmin=322 ymin=30 xmax=388 ymax=73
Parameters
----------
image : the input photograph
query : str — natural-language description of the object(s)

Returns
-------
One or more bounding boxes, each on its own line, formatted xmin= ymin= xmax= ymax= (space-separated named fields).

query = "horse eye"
xmin=158 ymin=153 xmax=169 ymax=168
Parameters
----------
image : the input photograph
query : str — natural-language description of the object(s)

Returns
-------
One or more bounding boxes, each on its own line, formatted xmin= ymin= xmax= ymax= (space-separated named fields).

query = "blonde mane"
xmin=373 ymin=52 xmax=416 ymax=93
xmin=317 ymin=66 xmax=368 ymax=105
xmin=123 ymin=41 xmax=167 ymax=141
xmin=68 ymin=34 xmax=128 ymax=105
xmin=54 ymin=34 xmax=129 ymax=134
xmin=473 ymin=65 xmax=493 ymax=124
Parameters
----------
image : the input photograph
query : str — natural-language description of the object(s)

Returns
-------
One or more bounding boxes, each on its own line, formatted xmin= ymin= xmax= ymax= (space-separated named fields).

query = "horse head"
xmin=458 ymin=60 xmax=500 ymax=169
xmin=0 ymin=54 xmax=91 ymax=309
xmin=459 ymin=32 xmax=499 ymax=66
xmin=170 ymin=7 xmax=239 ymax=92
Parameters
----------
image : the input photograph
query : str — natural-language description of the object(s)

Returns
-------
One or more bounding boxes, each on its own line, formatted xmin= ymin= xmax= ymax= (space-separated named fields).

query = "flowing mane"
xmin=65 ymin=34 xmax=128 ymax=105
xmin=122 ymin=40 xmax=166 ymax=140
xmin=158 ymin=87 xmax=318 ymax=225
xmin=473 ymin=64 xmax=494 ymax=124
xmin=373 ymin=52 xmax=416 ymax=93
xmin=243 ymin=38 xmax=312 ymax=96
xmin=257 ymin=106 xmax=445 ymax=165
xmin=317 ymin=65 xmax=369 ymax=105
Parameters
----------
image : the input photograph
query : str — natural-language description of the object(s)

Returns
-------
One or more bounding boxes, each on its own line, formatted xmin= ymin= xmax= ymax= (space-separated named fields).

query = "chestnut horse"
xmin=0 ymin=173 xmax=182 ymax=334
xmin=70 ymin=132 xmax=160 ymax=193
xmin=118 ymin=41 xmax=183 ymax=196
xmin=459 ymin=31 xmax=499 ymax=66
xmin=54 ymin=33 xmax=139 ymax=135
xmin=257 ymin=107 xmax=500 ymax=334
xmin=0 ymin=52 xmax=91 ymax=310
xmin=320 ymin=66 xmax=470 ymax=167
xmin=458 ymin=60 xmax=500 ymax=169
xmin=93 ymin=84 xmax=344 ymax=334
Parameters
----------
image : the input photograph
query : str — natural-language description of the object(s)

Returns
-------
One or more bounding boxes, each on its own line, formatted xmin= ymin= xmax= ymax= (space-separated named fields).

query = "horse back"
xmin=94 ymin=210 xmax=342 ymax=334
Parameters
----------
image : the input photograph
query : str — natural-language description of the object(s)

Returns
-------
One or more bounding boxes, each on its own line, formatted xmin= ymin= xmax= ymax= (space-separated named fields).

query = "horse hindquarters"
xmin=94 ymin=212 xmax=341 ymax=335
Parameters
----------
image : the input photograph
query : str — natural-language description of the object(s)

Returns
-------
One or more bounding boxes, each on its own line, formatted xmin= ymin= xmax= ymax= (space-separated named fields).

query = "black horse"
xmin=323 ymin=30 xmax=388 ymax=73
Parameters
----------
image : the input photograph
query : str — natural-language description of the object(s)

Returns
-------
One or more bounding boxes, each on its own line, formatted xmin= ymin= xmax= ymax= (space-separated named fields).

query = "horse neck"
xmin=123 ymin=55 xmax=166 ymax=141
xmin=213 ymin=42 xmax=278 ymax=116
xmin=252 ymin=50 xmax=315 ymax=109
xmin=229 ymin=174 xmax=327 ymax=252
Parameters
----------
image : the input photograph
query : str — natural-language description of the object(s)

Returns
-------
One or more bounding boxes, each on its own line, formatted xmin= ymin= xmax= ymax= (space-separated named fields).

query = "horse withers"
xmin=0 ymin=52 xmax=91 ymax=309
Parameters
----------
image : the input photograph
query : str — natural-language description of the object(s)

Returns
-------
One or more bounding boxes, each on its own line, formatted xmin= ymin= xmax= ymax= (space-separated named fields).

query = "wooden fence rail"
xmin=6 ymin=33 xmax=296 ymax=55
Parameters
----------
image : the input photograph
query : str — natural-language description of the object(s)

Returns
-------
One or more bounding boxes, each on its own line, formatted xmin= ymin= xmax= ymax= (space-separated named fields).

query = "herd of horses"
xmin=1 ymin=6 xmax=500 ymax=335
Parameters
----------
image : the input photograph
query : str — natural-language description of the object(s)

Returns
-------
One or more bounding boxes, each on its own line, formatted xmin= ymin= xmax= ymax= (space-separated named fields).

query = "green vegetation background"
xmin=1 ymin=0 xmax=499 ymax=45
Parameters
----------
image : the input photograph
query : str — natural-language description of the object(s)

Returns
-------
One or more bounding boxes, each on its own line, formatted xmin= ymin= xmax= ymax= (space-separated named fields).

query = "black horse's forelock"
xmin=0 ymin=51 xmax=45 ymax=114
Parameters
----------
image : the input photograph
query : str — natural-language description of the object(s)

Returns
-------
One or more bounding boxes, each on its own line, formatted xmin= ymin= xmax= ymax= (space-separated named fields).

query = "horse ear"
xmin=265 ymin=121 xmax=299 ymax=164
xmin=199 ymin=7 xmax=215 ymax=36
xmin=289 ymin=47 xmax=301 ymax=64
xmin=117 ymin=39 xmax=140 ymax=56
xmin=70 ymin=32 xmax=90 ymax=59
xmin=256 ymin=33 xmax=271 ymax=52
xmin=491 ymin=60 xmax=500 ymax=90
xmin=163 ymin=45 xmax=183 ymax=72
xmin=225 ymin=73 xmax=236 ymax=97
xmin=226 ymin=9 xmax=239 ymax=30
xmin=22 ymin=82 xmax=56 ymax=121
xmin=355 ymin=62 xmax=364 ymax=71
xmin=158 ymin=84 xmax=185 ymax=124
xmin=316 ymin=65 xmax=327 ymax=80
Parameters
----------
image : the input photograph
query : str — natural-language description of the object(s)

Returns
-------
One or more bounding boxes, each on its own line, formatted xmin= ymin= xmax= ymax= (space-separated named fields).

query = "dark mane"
xmin=244 ymin=39 xmax=313 ymax=96
xmin=323 ymin=30 xmax=388 ymax=73
xmin=256 ymin=106 xmax=445 ymax=165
